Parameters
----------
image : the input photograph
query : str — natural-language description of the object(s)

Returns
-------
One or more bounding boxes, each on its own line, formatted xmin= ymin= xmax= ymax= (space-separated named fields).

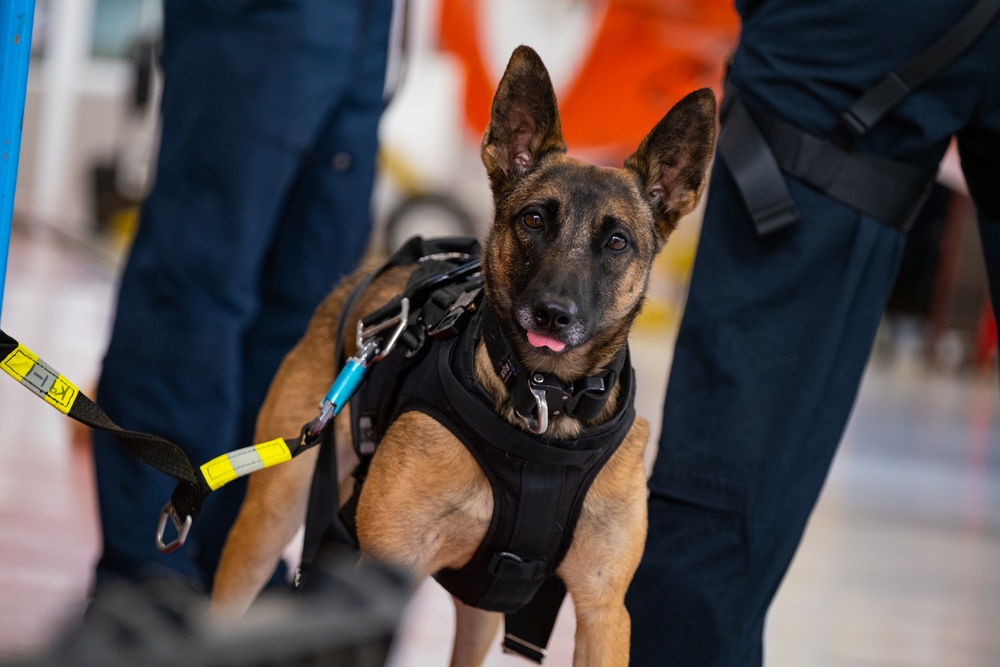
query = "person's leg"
xmin=193 ymin=0 xmax=395 ymax=584
xmin=627 ymin=3 xmax=999 ymax=661
xmin=92 ymin=89 xmax=307 ymax=587
xmin=626 ymin=159 xmax=909 ymax=665
xmin=92 ymin=0 xmax=385 ymax=587
xmin=957 ymin=127 xmax=1000 ymax=335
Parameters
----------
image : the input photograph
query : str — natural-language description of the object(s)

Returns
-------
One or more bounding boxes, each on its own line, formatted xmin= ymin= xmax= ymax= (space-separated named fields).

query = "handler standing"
xmin=92 ymin=0 xmax=396 ymax=590
xmin=627 ymin=1 xmax=1000 ymax=664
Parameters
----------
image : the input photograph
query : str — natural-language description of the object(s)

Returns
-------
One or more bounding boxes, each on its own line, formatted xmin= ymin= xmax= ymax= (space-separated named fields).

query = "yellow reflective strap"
xmin=199 ymin=437 xmax=292 ymax=491
xmin=1 ymin=342 xmax=79 ymax=414
xmin=200 ymin=453 xmax=238 ymax=491
xmin=255 ymin=437 xmax=293 ymax=467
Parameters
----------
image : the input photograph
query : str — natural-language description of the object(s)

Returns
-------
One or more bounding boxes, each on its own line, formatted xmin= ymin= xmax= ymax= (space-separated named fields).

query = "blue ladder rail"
xmin=0 ymin=0 xmax=36 ymax=325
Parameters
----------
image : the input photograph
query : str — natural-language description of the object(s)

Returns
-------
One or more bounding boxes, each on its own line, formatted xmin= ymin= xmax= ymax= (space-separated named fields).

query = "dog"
xmin=212 ymin=45 xmax=716 ymax=666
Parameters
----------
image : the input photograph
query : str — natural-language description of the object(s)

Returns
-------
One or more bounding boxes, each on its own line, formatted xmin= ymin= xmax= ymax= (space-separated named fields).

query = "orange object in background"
xmin=974 ymin=297 xmax=998 ymax=369
xmin=439 ymin=0 xmax=738 ymax=164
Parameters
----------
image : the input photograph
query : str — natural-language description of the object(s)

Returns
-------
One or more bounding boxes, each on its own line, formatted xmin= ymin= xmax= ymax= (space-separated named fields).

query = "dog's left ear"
xmin=624 ymin=88 xmax=717 ymax=247
xmin=482 ymin=45 xmax=567 ymax=197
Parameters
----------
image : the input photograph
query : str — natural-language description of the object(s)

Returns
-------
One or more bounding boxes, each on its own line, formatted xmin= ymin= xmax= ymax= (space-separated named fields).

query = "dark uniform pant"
xmin=92 ymin=0 xmax=394 ymax=589
xmin=627 ymin=1 xmax=1000 ymax=664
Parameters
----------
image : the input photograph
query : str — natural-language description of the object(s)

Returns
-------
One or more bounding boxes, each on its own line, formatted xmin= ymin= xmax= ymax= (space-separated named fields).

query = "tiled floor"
xmin=0 ymin=223 xmax=998 ymax=665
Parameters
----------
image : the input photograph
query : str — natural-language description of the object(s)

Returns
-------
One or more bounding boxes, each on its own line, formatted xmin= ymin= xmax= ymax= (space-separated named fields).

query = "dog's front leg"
xmin=559 ymin=422 xmax=649 ymax=666
xmin=450 ymin=596 xmax=502 ymax=667
xmin=559 ymin=524 xmax=641 ymax=667
xmin=213 ymin=334 xmax=337 ymax=616
xmin=212 ymin=446 xmax=319 ymax=616
xmin=569 ymin=595 xmax=632 ymax=667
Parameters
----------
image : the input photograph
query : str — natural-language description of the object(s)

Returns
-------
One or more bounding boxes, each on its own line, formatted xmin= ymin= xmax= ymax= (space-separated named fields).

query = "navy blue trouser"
xmin=93 ymin=0 xmax=393 ymax=589
xmin=627 ymin=1 xmax=1000 ymax=664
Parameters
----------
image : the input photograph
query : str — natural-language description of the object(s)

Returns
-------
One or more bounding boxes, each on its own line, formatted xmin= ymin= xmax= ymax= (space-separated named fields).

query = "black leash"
xmin=0 ymin=238 xmax=485 ymax=555
xmin=0 ymin=329 xmax=212 ymax=550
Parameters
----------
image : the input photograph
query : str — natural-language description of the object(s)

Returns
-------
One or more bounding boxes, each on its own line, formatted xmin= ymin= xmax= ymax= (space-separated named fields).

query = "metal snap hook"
xmin=155 ymin=502 xmax=192 ymax=554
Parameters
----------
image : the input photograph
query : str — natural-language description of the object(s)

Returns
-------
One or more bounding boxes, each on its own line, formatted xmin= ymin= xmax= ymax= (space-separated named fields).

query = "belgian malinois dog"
xmin=213 ymin=45 xmax=716 ymax=666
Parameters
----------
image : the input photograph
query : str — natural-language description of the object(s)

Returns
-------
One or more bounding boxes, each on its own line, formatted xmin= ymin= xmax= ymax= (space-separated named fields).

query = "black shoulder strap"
xmin=833 ymin=0 xmax=1000 ymax=148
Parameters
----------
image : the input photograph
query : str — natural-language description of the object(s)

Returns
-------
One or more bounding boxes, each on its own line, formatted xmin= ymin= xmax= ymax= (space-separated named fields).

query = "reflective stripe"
xmin=1 ymin=342 xmax=79 ymax=414
xmin=199 ymin=437 xmax=292 ymax=491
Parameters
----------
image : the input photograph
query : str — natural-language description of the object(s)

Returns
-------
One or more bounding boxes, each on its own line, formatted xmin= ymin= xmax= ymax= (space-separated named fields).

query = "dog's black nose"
xmin=532 ymin=297 xmax=577 ymax=331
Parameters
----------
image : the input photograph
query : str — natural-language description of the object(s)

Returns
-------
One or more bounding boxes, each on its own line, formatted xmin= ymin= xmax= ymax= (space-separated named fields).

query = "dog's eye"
xmin=521 ymin=212 xmax=544 ymax=230
xmin=607 ymin=234 xmax=628 ymax=251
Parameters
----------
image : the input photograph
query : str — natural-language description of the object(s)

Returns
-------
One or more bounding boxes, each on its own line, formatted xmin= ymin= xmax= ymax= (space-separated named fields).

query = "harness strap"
xmin=721 ymin=0 xmax=1000 ymax=236
xmin=300 ymin=236 xmax=482 ymax=584
xmin=502 ymin=577 xmax=567 ymax=663
xmin=832 ymin=0 xmax=1000 ymax=148
xmin=334 ymin=236 xmax=481 ymax=379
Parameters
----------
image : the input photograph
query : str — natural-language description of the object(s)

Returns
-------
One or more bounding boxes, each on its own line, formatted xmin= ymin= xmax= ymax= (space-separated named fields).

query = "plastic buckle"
xmin=831 ymin=109 xmax=867 ymax=150
xmin=357 ymin=297 xmax=410 ymax=362
xmin=155 ymin=502 xmax=192 ymax=554
xmin=427 ymin=287 xmax=482 ymax=339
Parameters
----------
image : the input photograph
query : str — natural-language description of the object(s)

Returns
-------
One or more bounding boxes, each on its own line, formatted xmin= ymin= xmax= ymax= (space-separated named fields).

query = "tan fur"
xmin=213 ymin=45 xmax=716 ymax=666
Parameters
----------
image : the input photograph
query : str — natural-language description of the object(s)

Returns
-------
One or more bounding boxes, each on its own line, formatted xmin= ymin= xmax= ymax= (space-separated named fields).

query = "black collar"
xmin=477 ymin=300 xmax=629 ymax=434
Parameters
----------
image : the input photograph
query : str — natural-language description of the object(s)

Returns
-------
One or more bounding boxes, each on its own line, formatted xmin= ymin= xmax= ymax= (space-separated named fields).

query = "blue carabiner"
xmin=308 ymin=340 xmax=380 ymax=438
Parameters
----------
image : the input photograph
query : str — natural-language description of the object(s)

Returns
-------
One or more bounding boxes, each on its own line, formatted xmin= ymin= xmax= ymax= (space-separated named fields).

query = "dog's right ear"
xmin=624 ymin=88 xmax=717 ymax=248
xmin=481 ymin=45 xmax=567 ymax=196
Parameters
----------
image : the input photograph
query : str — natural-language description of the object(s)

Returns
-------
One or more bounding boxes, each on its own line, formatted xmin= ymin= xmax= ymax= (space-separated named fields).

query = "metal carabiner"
xmin=155 ymin=502 xmax=193 ymax=554
xmin=305 ymin=339 xmax=380 ymax=441
xmin=357 ymin=296 xmax=410 ymax=362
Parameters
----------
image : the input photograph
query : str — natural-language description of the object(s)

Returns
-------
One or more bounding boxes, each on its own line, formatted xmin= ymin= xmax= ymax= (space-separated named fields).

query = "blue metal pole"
xmin=0 ymin=0 xmax=35 ymax=326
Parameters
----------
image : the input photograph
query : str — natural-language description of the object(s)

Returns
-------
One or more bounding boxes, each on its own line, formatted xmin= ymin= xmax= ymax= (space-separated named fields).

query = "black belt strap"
xmin=740 ymin=96 xmax=938 ymax=232
xmin=833 ymin=0 xmax=1000 ymax=149
xmin=716 ymin=94 xmax=801 ymax=235
xmin=721 ymin=0 xmax=999 ymax=236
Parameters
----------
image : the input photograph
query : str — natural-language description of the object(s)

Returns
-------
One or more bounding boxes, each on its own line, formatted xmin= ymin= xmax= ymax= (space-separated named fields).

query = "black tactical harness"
xmin=298 ymin=238 xmax=637 ymax=663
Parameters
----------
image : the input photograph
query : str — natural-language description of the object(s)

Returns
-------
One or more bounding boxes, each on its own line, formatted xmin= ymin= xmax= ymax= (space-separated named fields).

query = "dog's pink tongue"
xmin=527 ymin=331 xmax=566 ymax=352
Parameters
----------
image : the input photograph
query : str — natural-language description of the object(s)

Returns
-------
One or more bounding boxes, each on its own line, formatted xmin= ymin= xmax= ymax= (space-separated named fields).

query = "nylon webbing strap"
xmin=834 ymin=0 xmax=1000 ymax=148
xmin=717 ymin=94 xmax=800 ymax=235
xmin=333 ymin=236 xmax=482 ymax=379
xmin=503 ymin=577 xmax=567 ymax=663
xmin=301 ymin=236 xmax=482 ymax=584
xmin=0 ymin=329 xmax=212 ymax=518
xmin=722 ymin=0 xmax=999 ymax=236
xmin=748 ymin=98 xmax=937 ymax=232
xmin=721 ymin=94 xmax=937 ymax=234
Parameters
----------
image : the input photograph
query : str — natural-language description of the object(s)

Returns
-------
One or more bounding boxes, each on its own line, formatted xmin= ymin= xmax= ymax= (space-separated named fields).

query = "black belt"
xmin=718 ymin=94 xmax=936 ymax=235
xmin=718 ymin=0 xmax=1000 ymax=236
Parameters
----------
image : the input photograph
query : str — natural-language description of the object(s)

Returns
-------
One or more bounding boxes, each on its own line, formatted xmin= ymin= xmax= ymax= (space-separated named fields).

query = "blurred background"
xmin=0 ymin=0 xmax=997 ymax=665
